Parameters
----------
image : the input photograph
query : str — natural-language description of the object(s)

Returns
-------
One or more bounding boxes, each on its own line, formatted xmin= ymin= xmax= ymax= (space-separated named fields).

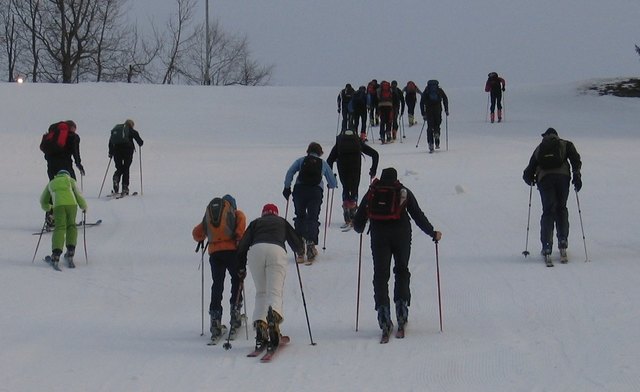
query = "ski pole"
xmin=328 ymin=186 xmax=335 ymax=227
xmin=294 ymin=255 xmax=316 ymax=345
xmin=80 ymin=173 xmax=84 ymax=192
xmin=401 ymin=113 xmax=406 ymax=139
xmin=322 ymin=184 xmax=331 ymax=251
xmin=32 ymin=219 xmax=47 ymax=263
xmin=83 ymin=211 xmax=88 ymax=264
xmin=416 ymin=121 xmax=426 ymax=148
xmin=196 ymin=241 xmax=207 ymax=336
xmin=336 ymin=111 xmax=341 ymax=135
xmin=98 ymin=157 xmax=112 ymax=198
xmin=284 ymin=197 xmax=290 ymax=221
xmin=355 ymin=233 xmax=363 ymax=331
xmin=575 ymin=191 xmax=590 ymax=262
xmin=522 ymin=184 xmax=533 ymax=257
xmin=138 ymin=147 xmax=143 ymax=195
xmin=434 ymin=240 xmax=443 ymax=332
xmin=485 ymin=93 xmax=490 ymax=122
xmin=242 ymin=284 xmax=249 ymax=339
xmin=223 ymin=282 xmax=244 ymax=350
xmin=445 ymin=114 xmax=449 ymax=151
xmin=502 ymin=91 xmax=506 ymax=122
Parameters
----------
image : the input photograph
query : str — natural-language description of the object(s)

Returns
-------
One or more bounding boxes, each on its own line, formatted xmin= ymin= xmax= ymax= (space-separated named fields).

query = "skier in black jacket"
xmin=326 ymin=129 xmax=379 ymax=227
xmin=108 ymin=119 xmax=144 ymax=195
xmin=352 ymin=168 xmax=442 ymax=337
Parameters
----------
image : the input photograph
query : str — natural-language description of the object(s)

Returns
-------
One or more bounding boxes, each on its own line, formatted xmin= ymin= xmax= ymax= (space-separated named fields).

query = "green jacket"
xmin=40 ymin=172 xmax=87 ymax=211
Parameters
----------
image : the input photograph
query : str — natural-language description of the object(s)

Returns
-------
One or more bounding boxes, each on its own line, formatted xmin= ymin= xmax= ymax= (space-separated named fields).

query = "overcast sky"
xmin=130 ymin=0 xmax=640 ymax=88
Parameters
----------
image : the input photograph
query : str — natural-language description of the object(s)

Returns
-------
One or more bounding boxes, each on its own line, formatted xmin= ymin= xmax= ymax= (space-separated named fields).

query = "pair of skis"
xmin=246 ymin=336 xmax=290 ymax=362
xmin=380 ymin=326 xmax=405 ymax=344
xmin=107 ymin=191 xmax=138 ymax=200
xmin=43 ymin=254 xmax=75 ymax=271
xmin=33 ymin=219 xmax=102 ymax=235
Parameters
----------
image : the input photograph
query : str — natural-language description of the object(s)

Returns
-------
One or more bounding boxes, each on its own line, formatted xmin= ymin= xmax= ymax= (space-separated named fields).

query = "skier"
xmin=192 ymin=194 xmax=247 ymax=342
xmin=485 ymin=72 xmax=506 ymax=123
xmin=326 ymin=129 xmax=379 ymax=228
xmin=522 ymin=128 xmax=582 ymax=264
xmin=282 ymin=142 xmax=338 ymax=263
xmin=349 ymin=86 xmax=369 ymax=141
xmin=39 ymin=170 xmax=87 ymax=269
xmin=377 ymin=80 xmax=395 ymax=143
xmin=419 ymin=80 xmax=449 ymax=152
xmin=109 ymin=119 xmax=144 ymax=195
xmin=39 ymin=120 xmax=84 ymax=229
xmin=352 ymin=168 xmax=442 ymax=339
xmin=403 ymin=81 xmax=422 ymax=126
xmin=337 ymin=84 xmax=355 ymax=132
xmin=366 ymin=79 xmax=379 ymax=126
xmin=391 ymin=80 xmax=405 ymax=139
xmin=236 ymin=203 xmax=305 ymax=352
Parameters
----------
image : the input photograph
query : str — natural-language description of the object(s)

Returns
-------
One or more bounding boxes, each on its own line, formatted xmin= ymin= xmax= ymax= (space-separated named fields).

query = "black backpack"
xmin=537 ymin=137 xmax=565 ymax=169
xmin=109 ymin=124 xmax=131 ymax=145
xmin=337 ymin=130 xmax=361 ymax=156
xmin=426 ymin=80 xmax=440 ymax=102
xmin=298 ymin=155 xmax=323 ymax=185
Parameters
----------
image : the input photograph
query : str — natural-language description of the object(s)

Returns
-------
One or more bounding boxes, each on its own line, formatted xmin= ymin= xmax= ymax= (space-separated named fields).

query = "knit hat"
xmin=261 ymin=203 xmax=279 ymax=216
xmin=306 ymin=142 xmax=323 ymax=156
xmin=541 ymin=127 xmax=558 ymax=137
xmin=380 ymin=167 xmax=398 ymax=183
xmin=222 ymin=194 xmax=237 ymax=209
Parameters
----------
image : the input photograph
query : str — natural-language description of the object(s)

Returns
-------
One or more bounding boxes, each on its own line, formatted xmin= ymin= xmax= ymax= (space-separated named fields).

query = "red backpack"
xmin=406 ymin=81 xmax=417 ymax=94
xmin=379 ymin=81 xmax=392 ymax=103
xmin=366 ymin=179 xmax=407 ymax=220
xmin=40 ymin=122 xmax=69 ymax=155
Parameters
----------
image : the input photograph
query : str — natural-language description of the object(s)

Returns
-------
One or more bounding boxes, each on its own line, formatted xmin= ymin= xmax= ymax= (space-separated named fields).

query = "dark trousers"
xmin=370 ymin=225 xmax=412 ymax=310
xmin=406 ymin=98 xmax=417 ymax=117
xmin=341 ymin=107 xmax=351 ymax=131
xmin=293 ymin=184 xmax=324 ymax=244
xmin=113 ymin=151 xmax=134 ymax=189
xmin=490 ymin=91 xmax=503 ymax=113
xmin=350 ymin=110 xmax=367 ymax=133
xmin=47 ymin=159 xmax=76 ymax=180
xmin=209 ymin=250 xmax=242 ymax=315
xmin=379 ymin=106 xmax=394 ymax=141
xmin=425 ymin=109 xmax=442 ymax=146
xmin=538 ymin=174 xmax=570 ymax=249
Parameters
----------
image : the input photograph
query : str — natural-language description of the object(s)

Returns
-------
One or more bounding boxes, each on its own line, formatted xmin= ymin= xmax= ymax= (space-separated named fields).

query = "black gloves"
xmin=369 ymin=168 xmax=375 ymax=178
xmin=238 ymin=268 xmax=247 ymax=280
xmin=573 ymin=173 xmax=582 ymax=192
xmin=502 ymin=87 xmax=506 ymax=92
xmin=138 ymin=140 xmax=143 ymax=147
xmin=76 ymin=163 xmax=85 ymax=176
xmin=523 ymin=172 xmax=535 ymax=186
xmin=282 ymin=187 xmax=291 ymax=200
xmin=432 ymin=231 xmax=442 ymax=242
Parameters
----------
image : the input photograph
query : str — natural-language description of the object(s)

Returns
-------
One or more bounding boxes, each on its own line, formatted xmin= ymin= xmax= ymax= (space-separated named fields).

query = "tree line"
xmin=0 ymin=0 xmax=273 ymax=85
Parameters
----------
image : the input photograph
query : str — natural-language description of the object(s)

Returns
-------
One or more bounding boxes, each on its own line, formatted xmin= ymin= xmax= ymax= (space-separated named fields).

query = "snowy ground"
xmin=1 ymin=80 xmax=639 ymax=391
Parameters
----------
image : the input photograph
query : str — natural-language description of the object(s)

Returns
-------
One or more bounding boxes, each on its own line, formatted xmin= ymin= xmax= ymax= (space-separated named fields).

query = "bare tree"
xmin=161 ymin=0 xmax=198 ymax=84
xmin=11 ymin=0 xmax=42 ymax=82
xmin=0 ymin=0 xmax=20 ymax=81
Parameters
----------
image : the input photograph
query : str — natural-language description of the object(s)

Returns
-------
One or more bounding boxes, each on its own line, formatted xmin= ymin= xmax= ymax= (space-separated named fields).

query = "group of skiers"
xmin=38 ymin=119 xmax=144 ymax=269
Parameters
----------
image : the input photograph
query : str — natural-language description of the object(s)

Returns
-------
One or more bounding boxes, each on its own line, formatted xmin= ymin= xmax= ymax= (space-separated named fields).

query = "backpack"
xmin=40 ymin=122 xmax=69 ymax=155
xmin=406 ymin=81 xmax=417 ymax=94
xmin=379 ymin=81 xmax=392 ymax=102
xmin=426 ymin=80 xmax=440 ymax=102
xmin=109 ymin=124 xmax=131 ymax=145
xmin=337 ymin=130 xmax=362 ymax=156
xmin=206 ymin=197 xmax=237 ymax=243
xmin=367 ymin=82 xmax=377 ymax=95
xmin=537 ymin=137 xmax=565 ymax=170
xmin=366 ymin=179 xmax=407 ymax=221
xmin=298 ymin=155 xmax=323 ymax=185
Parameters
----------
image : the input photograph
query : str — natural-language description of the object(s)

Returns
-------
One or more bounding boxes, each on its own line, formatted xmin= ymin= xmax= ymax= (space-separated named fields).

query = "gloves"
xmin=108 ymin=152 xmax=113 ymax=158
xmin=572 ymin=173 xmax=582 ymax=192
xmin=76 ymin=163 xmax=85 ymax=176
xmin=282 ymin=187 xmax=291 ymax=200
xmin=337 ymin=108 xmax=341 ymax=113
xmin=369 ymin=168 xmax=375 ymax=178
xmin=523 ymin=171 xmax=535 ymax=186
xmin=238 ymin=268 xmax=247 ymax=280
xmin=432 ymin=231 xmax=442 ymax=242
xmin=138 ymin=140 xmax=143 ymax=147
xmin=502 ymin=87 xmax=506 ymax=92
xmin=445 ymin=111 xmax=449 ymax=116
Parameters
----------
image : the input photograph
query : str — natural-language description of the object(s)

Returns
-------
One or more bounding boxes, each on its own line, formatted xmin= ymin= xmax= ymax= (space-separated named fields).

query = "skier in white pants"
xmin=237 ymin=203 xmax=305 ymax=351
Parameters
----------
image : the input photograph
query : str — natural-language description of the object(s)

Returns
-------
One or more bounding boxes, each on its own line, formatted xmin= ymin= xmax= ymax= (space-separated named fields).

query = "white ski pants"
xmin=247 ymin=243 xmax=288 ymax=323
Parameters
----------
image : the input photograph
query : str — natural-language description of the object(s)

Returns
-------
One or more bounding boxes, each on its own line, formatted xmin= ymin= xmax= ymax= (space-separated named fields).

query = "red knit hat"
xmin=261 ymin=203 xmax=279 ymax=216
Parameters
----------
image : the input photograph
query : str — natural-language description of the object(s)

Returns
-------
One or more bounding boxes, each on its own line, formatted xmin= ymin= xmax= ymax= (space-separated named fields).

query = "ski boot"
xmin=121 ymin=186 xmax=129 ymax=196
xmin=266 ymin=306 xmax=283 ymax=349
xmin=64 ymin=245 xmax=76 ymax=268
xmin=209 ymin=310 xmax=224 ymax=342
xmin=377 ymin=305 xmax=394 ymax=342
xmin=428 ymin=143 xmax=434 ymax=153
xmin=490 ymin=112 xmax=495 ymax=123
xmin=306 ymin=240 xmax=318 ymax=263
xmin=395 ymin=300 xmax=409 ymax=330
xmin=45 ymin=211 xmax=55 ymax=231
xmin=253 ymin=320 xmax=269 ymax=351
xmin=229 ymin=304 xmax=243 ymax=339
xmin=497 ymin=109 xmax=503 ymax=122
xmin=558 ymin=239 xmax=568 ymax=263
xmin=51 ymin=250 xmax=62 ymax=270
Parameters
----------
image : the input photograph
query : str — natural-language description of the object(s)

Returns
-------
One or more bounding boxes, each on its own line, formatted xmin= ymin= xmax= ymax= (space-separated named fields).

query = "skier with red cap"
xmin=236 ymin=203 xmax=305 ymax=354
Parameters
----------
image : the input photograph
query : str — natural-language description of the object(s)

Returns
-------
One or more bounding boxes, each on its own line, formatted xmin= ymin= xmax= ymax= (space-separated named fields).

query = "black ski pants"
xmin=370 ymin=223 xmax=412 ymax=310
xmin=379 ymin=106 xmax=394 ymax=141
xmin=538 ymin=174 xmax=570 ymax=250
xmin=425 ymin=108 xmax=442 ymax=146
xmin=489 ymin=91 xmax=503 ymax=113
xmin=209 ymin=250 xmax=242 ymax=316
xmin=113 ymin=149 xmax=134 ymax=190
xmin=350 ymin=110 xmax=367 ymax=133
